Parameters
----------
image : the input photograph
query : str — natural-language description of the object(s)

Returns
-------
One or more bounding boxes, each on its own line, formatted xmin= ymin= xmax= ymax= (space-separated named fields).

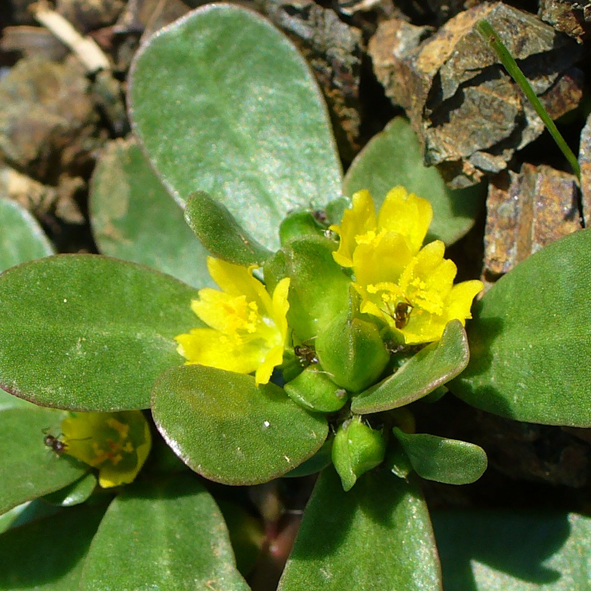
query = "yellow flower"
xmin=175 ymin=257 xmax=290 ymax=386
xmin=331 ymin=186 xmax=433 ymax=267
xmin=61 ymin=411 xmax=151 ymax=488
xmin=332 ymin=187 xmax=483 ymax=345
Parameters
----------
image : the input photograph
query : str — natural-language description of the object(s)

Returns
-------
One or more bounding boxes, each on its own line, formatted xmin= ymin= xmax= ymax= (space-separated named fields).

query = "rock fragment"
xmin=0 ymin=56 xmax=102 ymax=183
xmin=369 ymin=2 xmax=584 ymax=187
xmin=484 ymin=163 xmax=581 ymax=280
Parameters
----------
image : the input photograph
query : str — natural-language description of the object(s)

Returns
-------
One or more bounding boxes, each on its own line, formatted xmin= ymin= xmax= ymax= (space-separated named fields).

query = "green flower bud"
xmin=332 ymin=417 xmax=386 ymax=491
xmin=316 ymin=311 xmax=389 ymax=392
xmin=284 ymin=365 xmax=348 ymax=413
xmin=283 ymin=235 xmax=350 ymax=341
xmin=279 ymin=210 xmax=325 ymax=245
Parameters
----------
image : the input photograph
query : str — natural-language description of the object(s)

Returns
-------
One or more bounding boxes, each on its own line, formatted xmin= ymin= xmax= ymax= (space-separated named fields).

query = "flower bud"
xmin=284 ymin=365 xmax=348 ymax=413
xmin=283 ymin=235 xmax=350 ymax=341
xmin=279 ymin=210 xmax=325 ymax=245
xmin=332 ymin=417 xmax=386 ymax=491
xmin=316 ymin=311 xmax=389 ymax=392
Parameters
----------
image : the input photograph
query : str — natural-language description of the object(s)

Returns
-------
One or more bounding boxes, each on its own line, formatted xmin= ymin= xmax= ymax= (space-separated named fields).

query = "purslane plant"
xmin=1 ymin=4 xmax=591 ymax=590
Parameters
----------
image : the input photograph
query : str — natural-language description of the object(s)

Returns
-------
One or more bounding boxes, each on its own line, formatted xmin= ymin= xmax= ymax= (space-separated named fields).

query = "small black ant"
xmin=43 ymin=432 xmax=67 ymax=454
xmin=394 ymin=301 xmax=413 ymax=329
xmin=294 ymin=343 xmax=318 ymax=367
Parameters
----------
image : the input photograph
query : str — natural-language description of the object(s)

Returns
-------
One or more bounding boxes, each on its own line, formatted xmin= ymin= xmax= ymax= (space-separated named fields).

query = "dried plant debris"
xmin=261 ymin=0 xmax=363 ymax=160
xmin=580 ymin=113 xmax=591 ymax=227
xmin=0 ymin=25 xmax=69 ymax=60
xmin=539 ymin=0 xmax=591 ymax=42
xmin=0 ymin=56 xmax=103 ymax=183
xmin=55 ymin=0 xmax=126 ymax=33
xmin=0 ymin=164 xmax=84 ymax=224
xmin=369 ymin=2 xmax=584 ymax=188
xmin=483 ymin=163 xmax=581 ymax=280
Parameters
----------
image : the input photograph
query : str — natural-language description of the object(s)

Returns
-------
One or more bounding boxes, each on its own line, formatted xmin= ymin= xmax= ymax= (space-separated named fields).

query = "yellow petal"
xmin=175 ymin=328 xmax=260 ymax=375
xmin=377 ymin=186 xmax=432 ymax=254
xmin=61 ymin=411 xmax=151 ymax=488
xmin=402 ymin=312 xmax=448 ymax=345
xmin=256 ymin=344 xmax=285 ymax=385
xmin=353 ymin=232 xmax=413 ymax=288
xmin=207 ymin=257 xmax=271 ymax=310
xmin=272 ymin=277 xmax=291 ymax=341
xmin=445 ymin=280 xmax=483 ymax=323
xmin=331 ymin=190 xmax=377 ymax=267
xmin=192 ymin=290 xmax=249 ymax=334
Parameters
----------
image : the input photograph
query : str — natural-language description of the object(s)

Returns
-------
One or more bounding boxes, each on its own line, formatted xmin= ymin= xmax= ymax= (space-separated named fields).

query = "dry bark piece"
xmin=580 ymin=112 xmax=591 ymax=227
xmin=0 ymin=56 xmax=102 ymax=183
xmin=261 ymin=0 xmax=363 ymax=161
xmin=369 ymin=2 xmax=584 ymax=188
xmin=483 ymin=163 xmax=581 ymax=280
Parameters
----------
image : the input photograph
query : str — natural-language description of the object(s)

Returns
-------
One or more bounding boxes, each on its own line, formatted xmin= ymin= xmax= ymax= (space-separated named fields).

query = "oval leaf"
xmin=128 ymin=4 xmax=342 ymax=250
xmin=0 ymin=504 xmax=107 ymax=590
xmin=343 ymin=117 xmax=483 ymax=246
xmin=278 ymin=467 xmax=442 ymax=591
xmin=393 ymin=428 xmax=488 ymax=485
xmin=0 ymin=198 xmax=53 ymax=272
xmin=0 ymin=407 xmax=87 ymax=514
xmin=0 ymin=389 xmax=36 ymax=411
xmin=42 ymin=473 xmax=97 ymax=507
xmin=450 ymin=229 xmax=591 ymax=426
xmin=90 ymin=138 xmax=213 ymax=288
xmin=151 ymin=365 xmax=329 ymax=485
xmin=185 ymin=191 xmax=271 ymax=266
xmin=352 ymin=320 xmax=469 ymax=414
xmin=0 ymin=255 xmax=199 ymax=410
xmin=433 ymin=510 xmax=591 ymax=591
xmin=79 ymin=476 xmax=250 ymax=591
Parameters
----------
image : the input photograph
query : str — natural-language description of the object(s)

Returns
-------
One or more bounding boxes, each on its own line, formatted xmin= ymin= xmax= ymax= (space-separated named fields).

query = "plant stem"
xmin=475 ymin=18 xmax=581 ymax=182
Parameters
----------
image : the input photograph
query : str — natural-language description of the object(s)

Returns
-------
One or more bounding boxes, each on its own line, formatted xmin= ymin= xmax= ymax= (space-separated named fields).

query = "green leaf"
xmin=0 ymin=499 xmax=63 ymax=535
xmin=129 ymin=4 xmax=342 ymax=251
xmin=0 ymin=389 xmax=36 ymax=411
xmin=432 ymin=510 xmax=591 ymax=590
xmin=0 ymin=407 xmax=87 ymax=514
xmin=218 ymin=500 xmax=265 ymax=577
xmin=0 ymin=255 xmax=199 ymax=410
xmin=283 ymin=438 xmax=333 ymax=478
xmin=42 ymin=473 xmax=97 ymax=507
xmin=450 ymin=229 xmax=591 ymax=426
xmin=392 ymin=428 xmax=487 ymax=485
xmin=352 ymin=320 xmax=469 ymax=414
xmin=278 ymin=467 xmax=442 ymax=591
xmin=90 ymin=138 xmax=213 ymax=289
xmin=79 ymin=475 xmax=250 ymax=591
xmin=151 ymin=365 xmax=329 ymax=485
xmin=343 ymin=117 xmax=483 ymax=246
xmin=0 ymin=198 xmax=54 ymax=272
xmin=185 ymin=191 xmax=272 ymax=266
xmin=0 ymin=503 xmax=107 ymax=590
